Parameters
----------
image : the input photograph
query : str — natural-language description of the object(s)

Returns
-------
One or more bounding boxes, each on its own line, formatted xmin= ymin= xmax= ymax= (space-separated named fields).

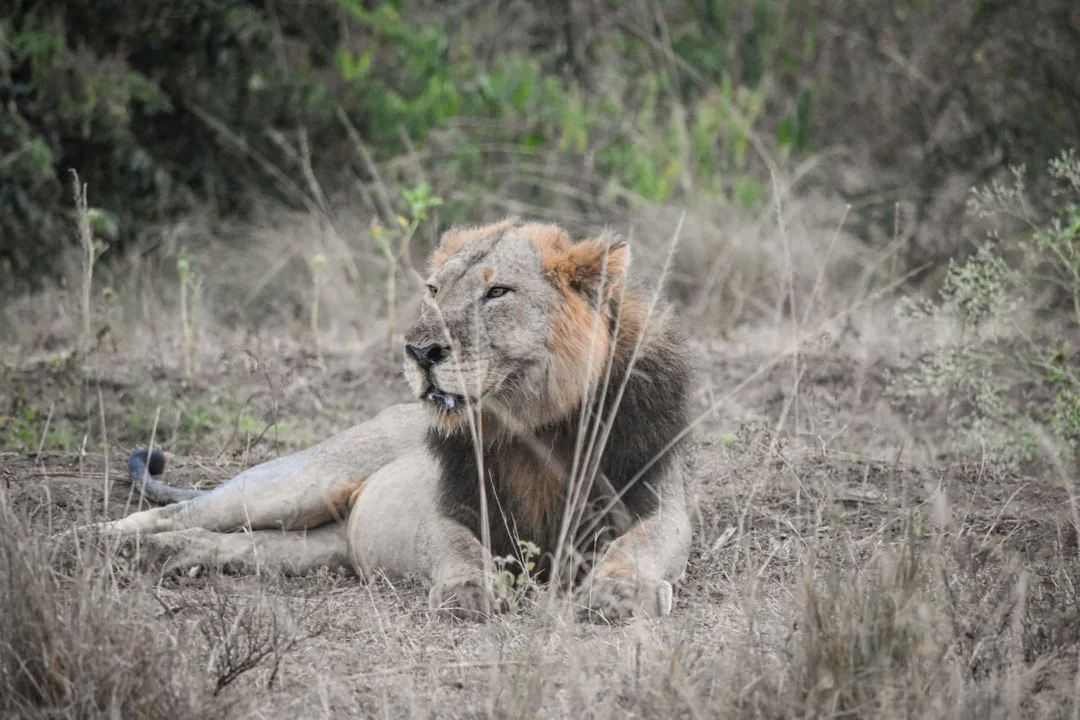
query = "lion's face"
xmin=403 ymin=219 xmax=630 ymax=433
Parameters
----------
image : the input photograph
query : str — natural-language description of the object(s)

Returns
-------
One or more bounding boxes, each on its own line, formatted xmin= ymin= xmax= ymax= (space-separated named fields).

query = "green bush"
xmin=4 ymin=0 xmax=1078 ymax=281
xmin=2 ymin=0 xmax=347 ymax=276
xmin=1 ymin=0 xmax=816 ymax=279
xmin=889 ymin=150 xmax=1080 ymax=459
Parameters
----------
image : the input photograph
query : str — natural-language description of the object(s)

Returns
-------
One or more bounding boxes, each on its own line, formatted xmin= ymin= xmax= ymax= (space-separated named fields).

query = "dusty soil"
xmin=3 ymin=313 xmax=1077 ymax=717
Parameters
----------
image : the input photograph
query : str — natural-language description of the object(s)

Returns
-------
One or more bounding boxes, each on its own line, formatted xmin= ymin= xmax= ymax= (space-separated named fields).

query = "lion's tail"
xmin=127 ymin=449 xmax=205 ymax=505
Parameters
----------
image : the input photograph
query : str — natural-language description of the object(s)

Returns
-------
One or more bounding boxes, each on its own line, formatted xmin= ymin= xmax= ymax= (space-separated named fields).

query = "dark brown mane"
xmin=427 ymin=286 xmax=691 ymax=577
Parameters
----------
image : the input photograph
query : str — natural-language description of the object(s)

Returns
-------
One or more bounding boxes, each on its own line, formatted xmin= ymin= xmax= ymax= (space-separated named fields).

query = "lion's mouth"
xmin=423 ymin=386 xmax=466 ymax=412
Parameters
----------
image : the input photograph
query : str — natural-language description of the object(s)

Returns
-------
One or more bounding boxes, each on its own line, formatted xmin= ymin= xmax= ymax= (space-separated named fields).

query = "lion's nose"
xmin=406 ymin=343 xmax=449 ymax=370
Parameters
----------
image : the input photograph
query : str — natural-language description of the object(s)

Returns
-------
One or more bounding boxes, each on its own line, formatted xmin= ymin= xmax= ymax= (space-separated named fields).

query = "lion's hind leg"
xmin=100 ymin=503 xmax=187 ymax=535
xmin=110 ymin=523 xmax=353 ymax=576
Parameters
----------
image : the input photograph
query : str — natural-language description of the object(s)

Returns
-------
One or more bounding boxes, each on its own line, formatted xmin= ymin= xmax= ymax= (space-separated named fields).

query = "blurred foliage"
xmin=2 ymin=0 xmax=1078 ymax=278
xmin=889 ymin=149 xmax=1080 ymax=460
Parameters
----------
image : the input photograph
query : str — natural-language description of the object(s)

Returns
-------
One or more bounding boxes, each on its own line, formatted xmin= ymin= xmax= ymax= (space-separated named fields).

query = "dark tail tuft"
xmin=127 ymin=448 xmax=203 ymax=505
xmin=128 ymin=449 xmax=166 ymax=479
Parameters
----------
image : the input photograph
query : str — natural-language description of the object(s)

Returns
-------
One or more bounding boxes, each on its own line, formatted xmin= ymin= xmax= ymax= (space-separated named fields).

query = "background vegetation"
xmin=4 ymin=0 xmax=1078 ymax=276
xmin=2 ymin=1 xmax=1080 ymax=717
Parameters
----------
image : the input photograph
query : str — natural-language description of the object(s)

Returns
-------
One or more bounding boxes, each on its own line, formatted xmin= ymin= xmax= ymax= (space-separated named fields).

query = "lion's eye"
xmin=426 ymin=284 xmax=438 ymax=297
xmin=484 ymin=285 xmax=513 ymax=302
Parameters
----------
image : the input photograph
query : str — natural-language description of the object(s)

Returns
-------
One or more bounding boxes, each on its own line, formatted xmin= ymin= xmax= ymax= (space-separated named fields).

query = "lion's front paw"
xmin=429 ymin=575 xmax=502 ymax=621
xmin=578 ymin=573 xmax=673 ymax=623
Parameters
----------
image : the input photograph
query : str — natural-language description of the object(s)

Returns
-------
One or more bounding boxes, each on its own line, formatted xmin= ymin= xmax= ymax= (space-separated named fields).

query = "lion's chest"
xmin=433 ymin=427 xmax=629 ymax=571
xmin=488 ymin=445 xmax=568 ymax=549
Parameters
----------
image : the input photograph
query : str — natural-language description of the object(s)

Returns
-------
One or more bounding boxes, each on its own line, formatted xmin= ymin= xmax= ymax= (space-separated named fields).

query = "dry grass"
xmin=0 ymin=497 xmax=195 ymax=718
xmin=1 ymin=170 xmax=1078 ymax=717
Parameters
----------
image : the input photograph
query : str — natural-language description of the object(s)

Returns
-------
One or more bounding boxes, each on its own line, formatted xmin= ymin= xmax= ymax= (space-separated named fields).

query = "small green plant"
xmin=968 ymin=151 xmax=1080 ymax=327
xmin=1041 ymin=152 xmax=1080 ymax=327
xmin=492 ymin=539 xmax=542 ymax=613
xmin=1 ymin=407 xmax=38 ymax=451
xmin=370 ymin=183 xmax=442 ymax=363
xmin=129 ymin=389 xmax=285 ymax=455
xmin=0 ymin=405 xmax=80 ymax=453
xmin=1048 ymin=345 xmax=1080 ymax=441
xmin=890 ymin=150 xmax=1080 ymax=457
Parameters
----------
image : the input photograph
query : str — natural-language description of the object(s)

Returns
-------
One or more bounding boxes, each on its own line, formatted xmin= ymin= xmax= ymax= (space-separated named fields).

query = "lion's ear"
xmin=565 ymin=232 xmax=631 ymax=300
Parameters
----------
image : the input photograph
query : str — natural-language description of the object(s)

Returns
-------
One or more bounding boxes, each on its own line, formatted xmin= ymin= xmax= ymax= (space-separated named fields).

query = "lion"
xmin=101 ymin=218 xmax=693 ymax=622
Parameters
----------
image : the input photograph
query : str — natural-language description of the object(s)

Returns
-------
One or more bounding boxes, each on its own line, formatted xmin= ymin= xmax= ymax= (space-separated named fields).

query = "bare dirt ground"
xmin=4 ymin=284 xmax=1078 ymax=717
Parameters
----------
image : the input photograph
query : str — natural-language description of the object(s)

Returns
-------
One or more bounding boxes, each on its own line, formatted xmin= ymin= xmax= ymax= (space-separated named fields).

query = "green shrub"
xmin=889 ymin=150 xmax=1080 ymax=459
xmin=2 ymin=0 xmax=814 ymax=279
xmin=9 ymin=0 xmax=1077 ymax=283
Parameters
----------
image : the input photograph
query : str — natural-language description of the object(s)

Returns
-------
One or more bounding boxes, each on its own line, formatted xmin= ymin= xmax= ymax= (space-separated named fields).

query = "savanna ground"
xmin=3 ymin=1 xmax=1080 ymax=717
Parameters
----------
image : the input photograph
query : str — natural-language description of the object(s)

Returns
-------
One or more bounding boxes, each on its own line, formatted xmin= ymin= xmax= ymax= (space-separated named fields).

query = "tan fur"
xmin=411 ymin=221 xmax=634 ymax=435
xmin=99 ymin=219 xmax=692 ymax=623
xmin=347 ymin=483 xmax=366 ymax=511
xmin=529 ymin=225 xmax=631 ymax=421
xmin=547 ymin=286 xmax=610 ymax=420
xmin=531 ymin=228 xmax=631 ymax=299
xmin=430 ymin=218 xmax=518 ymax=270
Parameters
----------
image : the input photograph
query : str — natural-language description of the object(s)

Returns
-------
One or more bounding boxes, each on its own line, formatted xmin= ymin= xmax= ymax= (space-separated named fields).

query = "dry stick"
xmin=427 ymin=300 xmax=496 ymax=606
xmin=244 ymin=240 xmax=300 ymax=307
xmin=572 ymin=221 xmax=682 ymax=504
xmin=340 ymin=111 xmax=427 ymax=360
xmin=244 ymin=350 xmax=282 ymax=456
xmin=296 ymin=128 xmax=333 ymax=220
xmin=768 ymin=163 xmax=803 ymax=486
xmin=526 ymin=228 xmax=671 ymax=605
xmin=125 ymin=407 xmax=162 ymax=517
xmin=854 ymin=202 xmax=914 ymax=302
xmin=310 ymin=254 xmax=327 ymax=374
xmin=337 ymin=107 xmax=396 ymax=226
xmin=557 ymin=236 xmax=648 ymax=576
xmin=187 ymin=103 xmax=321 ymax=217
xmin=71 ymin=170 xmax=95 ymax=357
xmin=393 ymin=124 xmax=439 ymax=281
xmin=178 ymin=258 xmax=193 ymax=381
xmin=464 ymin=307 xmax=494 ymax=595
xmin=542 ymin=240 xmax=631 ymax=593
xmin=396 ymin=218 xmax=426 ymax=288
xmin=559 ymin=235 xmax=628 ymax=544
xmin=800 ymin=204 xmax=852 ymax=329
xmin=213 ymin=391 xmax=262 ymax=461
xmin=97 ymin=385 xmax=109 ymax=518
xmin=34 ymin=402 xmax=55 ymax=460
xmin=77 ymin=433 xmax=88 ymax=482
xmin=553 ymin=214 xmax=686 ymax=586
xmin=397 ymin=125 xmax=425 ymax=192
xmin=294 ymin=127 xmax=363 ymax=294
xmin=383 ymin=239 xmax=397 ymax=366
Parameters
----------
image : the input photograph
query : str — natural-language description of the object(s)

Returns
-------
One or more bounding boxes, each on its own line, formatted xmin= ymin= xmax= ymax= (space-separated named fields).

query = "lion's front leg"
xmin=420 ymin=515 xmax=503 ymax=621
xmin=578 ymin=478 xmax=692 ymax=623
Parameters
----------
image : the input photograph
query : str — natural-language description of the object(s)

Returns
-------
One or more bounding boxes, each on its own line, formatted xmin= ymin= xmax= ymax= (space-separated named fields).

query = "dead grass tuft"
xmin=0 ymin=496 xmax=195 ymax=718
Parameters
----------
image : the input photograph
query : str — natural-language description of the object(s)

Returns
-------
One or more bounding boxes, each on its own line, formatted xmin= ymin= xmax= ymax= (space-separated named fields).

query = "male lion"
xmin=104 ymin=219 xmax=692 ymax=621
